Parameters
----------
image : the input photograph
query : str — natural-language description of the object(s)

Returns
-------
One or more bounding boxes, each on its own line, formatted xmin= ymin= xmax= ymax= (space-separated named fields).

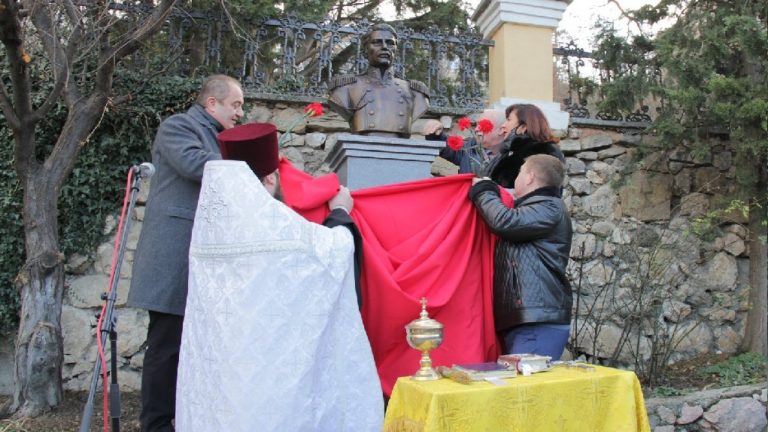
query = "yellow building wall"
xmin=488 ymin=23 xmax=554 ymax=103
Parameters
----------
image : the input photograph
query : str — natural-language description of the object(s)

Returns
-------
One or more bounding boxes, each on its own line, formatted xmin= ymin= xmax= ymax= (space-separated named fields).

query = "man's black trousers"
xmin=140 ymin=311 xmax=184 ymax=432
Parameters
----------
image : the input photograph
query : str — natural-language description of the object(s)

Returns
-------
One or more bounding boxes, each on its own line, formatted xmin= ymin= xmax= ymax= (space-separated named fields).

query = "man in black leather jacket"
xmin=469 ymin=154 xmax=573 ymax=358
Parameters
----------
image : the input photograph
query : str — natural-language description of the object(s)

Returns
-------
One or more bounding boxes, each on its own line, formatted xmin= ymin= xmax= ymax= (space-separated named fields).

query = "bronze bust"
xmin=328 ymin=23 xmax=430 ymax=138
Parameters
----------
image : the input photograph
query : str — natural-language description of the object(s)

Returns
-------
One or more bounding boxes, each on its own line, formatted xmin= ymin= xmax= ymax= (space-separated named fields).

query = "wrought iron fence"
xmin=554 ymin=40 xmax=657 ymax=125
xmin=121 ymin=5 xmax=661 ymax=122
xmin=122 ymin=5 xmax=493 ymax=111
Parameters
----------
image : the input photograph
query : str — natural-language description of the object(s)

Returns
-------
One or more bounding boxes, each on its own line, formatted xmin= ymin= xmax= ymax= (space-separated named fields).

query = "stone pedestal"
xmin=325 ymin=133 xmax=444 ymax=190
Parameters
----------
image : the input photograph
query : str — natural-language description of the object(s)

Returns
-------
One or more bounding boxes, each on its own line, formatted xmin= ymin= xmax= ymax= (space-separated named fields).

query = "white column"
xmin=472 ymin=0 xmax=571 ymax=131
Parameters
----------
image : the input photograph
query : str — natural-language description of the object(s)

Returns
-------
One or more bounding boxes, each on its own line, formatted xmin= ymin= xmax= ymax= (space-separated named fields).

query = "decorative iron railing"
xmin=121 ymin=5 xmax=660 ymax=122
xmin=554 ymin=40 xmax=657 ymax=124
xmin=121 ymin=5 xmax=494 ymax=112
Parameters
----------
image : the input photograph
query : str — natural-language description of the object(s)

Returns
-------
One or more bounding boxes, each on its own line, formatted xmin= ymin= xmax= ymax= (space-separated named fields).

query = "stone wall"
xmin=646 ymin=384 xmax=767 ymax=432
xmin=0 ymin=100 xmax=755 ymax=401
xmin=559 ymin=127 xmax=750 ymax=368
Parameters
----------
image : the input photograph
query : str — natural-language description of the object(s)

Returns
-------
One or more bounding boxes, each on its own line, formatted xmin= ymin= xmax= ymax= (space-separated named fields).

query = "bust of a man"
xmin=328 ymin=23 xmax=430 ymax=139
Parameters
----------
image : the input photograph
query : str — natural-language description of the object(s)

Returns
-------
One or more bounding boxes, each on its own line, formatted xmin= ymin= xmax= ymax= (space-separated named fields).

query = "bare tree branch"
xmin=0 ymin=69 xmax=20 ymax=130
xmin=218 ymin=0 xmax=248 ymax=41
xmin=94 ymin=0 xmax=176 ymax=97
xmin=345 ymin=0 xmax=380 ymax=20
xmin=50 ymin=1 xmax=177 ymax=190
xmin=29 ymin=14 xmax=84 ymax=123
xmin=606 ymin=0 xmax=644 ymax=34
xmin=27 ymin=0 xmax=82 ymax=106
xmin=103 ymin=0 xmax=176 ymax=65
xmin=61 ymin=0 xmax=81 ymax=23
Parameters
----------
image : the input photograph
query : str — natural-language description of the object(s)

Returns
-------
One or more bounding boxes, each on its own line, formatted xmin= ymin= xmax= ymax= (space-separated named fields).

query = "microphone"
xmin=133 ymin=162 xmax=155 ymax=179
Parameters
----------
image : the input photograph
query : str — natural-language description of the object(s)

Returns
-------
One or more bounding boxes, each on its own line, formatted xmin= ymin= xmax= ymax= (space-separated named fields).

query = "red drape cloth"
xmin=279 ymin=160 xmax=504 ymax=395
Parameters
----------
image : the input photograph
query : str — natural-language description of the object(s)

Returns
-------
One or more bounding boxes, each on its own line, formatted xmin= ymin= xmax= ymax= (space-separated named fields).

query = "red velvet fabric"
xmin=279 ymin=160 xmax=503 ymax=395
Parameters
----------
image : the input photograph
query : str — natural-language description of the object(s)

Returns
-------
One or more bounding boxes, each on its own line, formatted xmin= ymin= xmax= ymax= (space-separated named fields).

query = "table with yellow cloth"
xmin=384 ymin=365 xmax=650 ymax=432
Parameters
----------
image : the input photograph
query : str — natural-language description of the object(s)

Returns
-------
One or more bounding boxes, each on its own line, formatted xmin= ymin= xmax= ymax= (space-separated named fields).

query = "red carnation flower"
xmin=476 ymin=118 xmax=494 ymax=134
xmin=304 ymin=102 xmax=324 ymax=117
xmin=457 ymin=117 xmax=472 ymax=131
xmin=447 ymin=135 xmax=464 ymax=151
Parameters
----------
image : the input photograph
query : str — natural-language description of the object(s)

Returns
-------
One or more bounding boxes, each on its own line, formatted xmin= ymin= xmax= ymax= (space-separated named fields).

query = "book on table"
xmin=497 ymin=354 xmax=552 ymax=374
xmin=450 ymin=362 xmax=518 ymax=380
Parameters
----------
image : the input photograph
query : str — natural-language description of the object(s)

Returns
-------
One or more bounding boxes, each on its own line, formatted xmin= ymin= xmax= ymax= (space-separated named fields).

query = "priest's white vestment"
xmin=176 ymin=160 xmax=383 ymax=431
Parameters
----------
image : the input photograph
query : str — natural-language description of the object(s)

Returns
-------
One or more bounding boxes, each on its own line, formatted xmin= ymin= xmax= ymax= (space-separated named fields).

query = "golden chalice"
xmin=405 ymin=297 xmax=444 ymax=380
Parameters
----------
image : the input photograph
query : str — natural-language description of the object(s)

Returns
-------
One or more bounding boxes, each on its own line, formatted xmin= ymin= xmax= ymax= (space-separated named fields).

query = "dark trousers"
xmin=501 ymin=323 xmax=570 ymax=359
xmin=140 ymin=311 xmax=184 ymax=432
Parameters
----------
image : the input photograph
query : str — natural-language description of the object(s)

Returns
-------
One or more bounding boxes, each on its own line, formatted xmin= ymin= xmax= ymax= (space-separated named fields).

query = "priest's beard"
xmin=273 ymin=183 xmax=284 ymax=202
xmin=271 ymin=173 xmax=284 ymax=202
xmin=262 ymin=172 xmax=284 ymax=202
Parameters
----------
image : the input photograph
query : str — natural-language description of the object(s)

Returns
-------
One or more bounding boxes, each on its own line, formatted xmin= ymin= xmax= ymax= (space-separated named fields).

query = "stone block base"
xmin=325 ymin=133 xmax=444 ymax=190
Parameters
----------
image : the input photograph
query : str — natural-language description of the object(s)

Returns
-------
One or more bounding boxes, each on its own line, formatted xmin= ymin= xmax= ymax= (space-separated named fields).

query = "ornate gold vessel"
xmin=405 ymin=297 xmax=444 ymax=380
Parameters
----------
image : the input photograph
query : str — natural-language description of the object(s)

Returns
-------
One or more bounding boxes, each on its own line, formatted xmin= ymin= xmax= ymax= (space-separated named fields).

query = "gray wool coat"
xmin=128 ymin=104 xmax=223 ymax=316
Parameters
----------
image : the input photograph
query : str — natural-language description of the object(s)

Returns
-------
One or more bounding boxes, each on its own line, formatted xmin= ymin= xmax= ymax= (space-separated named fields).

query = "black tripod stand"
xmin=79 ymin=163 xmax=154 ymax=432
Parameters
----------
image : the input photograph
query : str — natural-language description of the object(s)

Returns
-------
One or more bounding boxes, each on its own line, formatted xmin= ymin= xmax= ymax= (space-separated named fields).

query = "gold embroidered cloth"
xmin=384 ymin=365 xmax=650 ymax=432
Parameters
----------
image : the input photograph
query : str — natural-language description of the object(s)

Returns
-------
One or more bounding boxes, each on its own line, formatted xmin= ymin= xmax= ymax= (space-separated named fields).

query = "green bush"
xmin=0 ymin=72 xmax=199 ymax=337
xmin=651 ymin=386 xmax=684 ymax=397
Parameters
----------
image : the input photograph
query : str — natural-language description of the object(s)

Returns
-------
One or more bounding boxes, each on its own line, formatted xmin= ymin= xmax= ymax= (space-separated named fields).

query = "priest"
xmin=175 ymin=123 xmax=383 ymax=431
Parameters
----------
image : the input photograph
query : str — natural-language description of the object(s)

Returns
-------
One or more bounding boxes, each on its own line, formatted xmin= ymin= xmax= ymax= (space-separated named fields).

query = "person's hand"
xmin=422 ymin=119 xmax=444 ymax=136
xmin=471 ymin=176 xmax=487 ymax=185
xmin=328 ymin=186 xmax=353 ymax=213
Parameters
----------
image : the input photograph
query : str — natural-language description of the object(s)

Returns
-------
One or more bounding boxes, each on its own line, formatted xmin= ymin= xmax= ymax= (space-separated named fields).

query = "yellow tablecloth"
xmin=384 ymin=365 xmax=650 ymax=432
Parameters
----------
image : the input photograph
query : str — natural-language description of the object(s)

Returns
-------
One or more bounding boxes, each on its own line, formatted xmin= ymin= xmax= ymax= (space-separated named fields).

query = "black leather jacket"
xmin=469 ymin=183 xmax=573 ymax=332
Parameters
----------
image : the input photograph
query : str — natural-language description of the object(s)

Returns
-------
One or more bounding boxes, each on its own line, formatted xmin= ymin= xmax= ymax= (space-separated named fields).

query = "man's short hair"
xmin=524 ymin=154 xmax=565 ymax=188
xmin=364 ymin=23 xmax=397 ymax=45
xmin=197 ymin=75 xmax=241 ymax=106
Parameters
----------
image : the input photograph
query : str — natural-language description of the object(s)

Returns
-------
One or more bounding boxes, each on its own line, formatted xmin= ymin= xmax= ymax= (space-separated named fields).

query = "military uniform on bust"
xmin=328 ymin=68 xmax=429 ymax=138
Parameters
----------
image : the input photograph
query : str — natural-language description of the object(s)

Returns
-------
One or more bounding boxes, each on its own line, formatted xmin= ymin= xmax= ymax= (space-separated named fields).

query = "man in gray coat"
xmin=128 ymin=74 xmax=244 ymax=432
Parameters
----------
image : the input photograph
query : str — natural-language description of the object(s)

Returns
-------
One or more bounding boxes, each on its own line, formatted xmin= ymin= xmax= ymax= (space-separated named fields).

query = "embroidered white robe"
xmin=176 ymin=160 xmax=383 ymax=432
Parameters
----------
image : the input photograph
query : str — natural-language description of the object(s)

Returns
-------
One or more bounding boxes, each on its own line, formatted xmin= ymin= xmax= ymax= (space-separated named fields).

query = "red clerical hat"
xmin=217 ymin=123 xmax=279 ymax=178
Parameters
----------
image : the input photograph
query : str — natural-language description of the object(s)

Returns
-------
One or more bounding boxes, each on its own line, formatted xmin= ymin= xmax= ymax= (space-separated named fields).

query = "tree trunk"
xmin=738 ymin=32 xmax=768 ymax=357
xmin=7 ymin=174 xmax=64 ymax=417
xmin=740 ymin=168 xmax=768 ymax=356
xmin=0 ymin=0 xmax=177 ymax=418
xmin=4 ymin=99 xmax=108 ymax=417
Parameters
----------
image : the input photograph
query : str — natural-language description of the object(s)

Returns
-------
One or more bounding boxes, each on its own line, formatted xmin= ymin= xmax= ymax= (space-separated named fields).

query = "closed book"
xmin=497 ymin=354 xmax=552 ymax=374
xmin=451 ymin=362 xmax=518 ymax=380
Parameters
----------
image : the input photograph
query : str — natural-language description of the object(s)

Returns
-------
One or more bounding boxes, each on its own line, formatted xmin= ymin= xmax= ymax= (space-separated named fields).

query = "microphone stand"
xmin=80 ymin=167 xmax=147 ymax=432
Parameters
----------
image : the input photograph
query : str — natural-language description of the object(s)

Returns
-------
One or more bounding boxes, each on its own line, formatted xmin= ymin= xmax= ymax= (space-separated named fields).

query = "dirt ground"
xmin=653 ymin=352 xmax=734 ymax=391
xmin=0 ymin=390 xmax=142 ymax=432
xmin=0 ymin=352 xmax=754 ymax=431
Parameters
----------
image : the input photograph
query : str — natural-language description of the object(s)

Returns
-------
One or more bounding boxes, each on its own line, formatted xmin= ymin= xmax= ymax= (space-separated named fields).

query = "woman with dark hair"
xmin=483 ymin=104 xmax=565 ymax=191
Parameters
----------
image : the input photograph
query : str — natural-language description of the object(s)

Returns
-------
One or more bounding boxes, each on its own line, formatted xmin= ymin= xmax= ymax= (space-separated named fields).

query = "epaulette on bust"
xmin=328 ymin=74 xmax=358 ymax=91
xmin=408 ymin=79 xmax=430 ymax=97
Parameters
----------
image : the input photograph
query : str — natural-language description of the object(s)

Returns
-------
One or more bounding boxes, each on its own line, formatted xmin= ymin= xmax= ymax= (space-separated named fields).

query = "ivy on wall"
xmin=0 ymin=72 xmax=200 ymax=336
xmin=0 ymin=123 xmax=23 ymax=338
